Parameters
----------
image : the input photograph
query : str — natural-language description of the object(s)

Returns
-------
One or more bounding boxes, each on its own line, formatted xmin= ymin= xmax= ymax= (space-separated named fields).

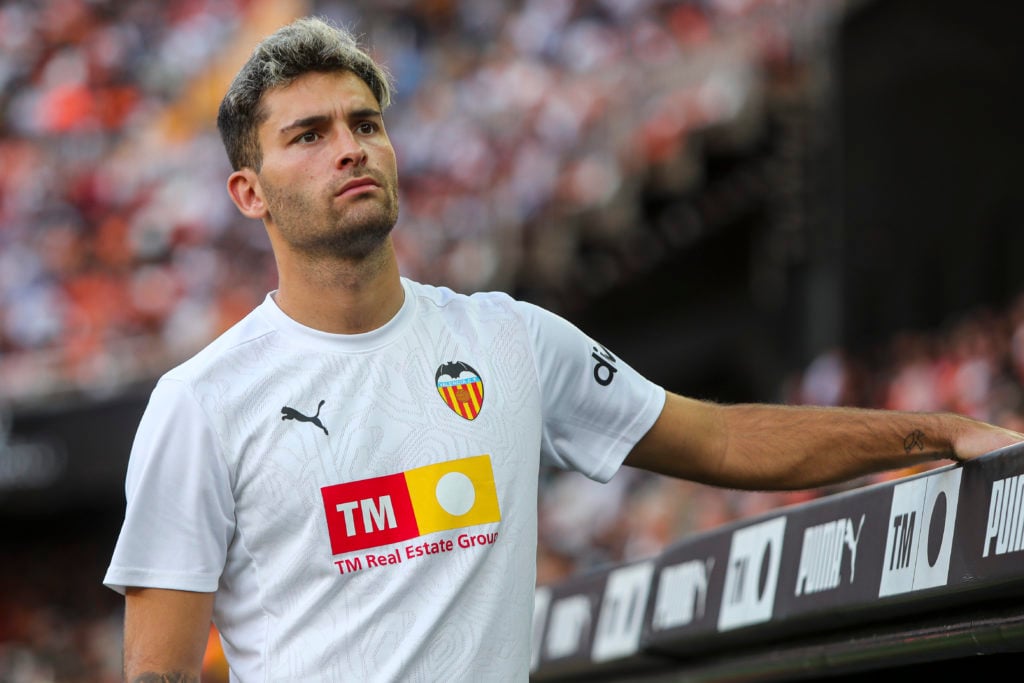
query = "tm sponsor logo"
xmin=321 ymin=454 xmax=502 ymax=575
xmin=879 ymin=468 xmax=961 ymax=597
xmin=333 ymin=531 xmax=499 ymax=575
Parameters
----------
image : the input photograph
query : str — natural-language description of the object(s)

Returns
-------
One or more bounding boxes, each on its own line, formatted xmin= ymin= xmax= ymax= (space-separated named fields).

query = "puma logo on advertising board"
xmin=794 ymin=515 xmax=865 ymax=595
xmin=983 ymin=473 xmax=1024 ymax=557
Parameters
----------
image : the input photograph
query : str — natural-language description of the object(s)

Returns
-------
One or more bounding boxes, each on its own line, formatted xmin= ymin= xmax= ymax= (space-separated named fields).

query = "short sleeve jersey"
xmin=104 ymin=278 xmax=665 ymax=682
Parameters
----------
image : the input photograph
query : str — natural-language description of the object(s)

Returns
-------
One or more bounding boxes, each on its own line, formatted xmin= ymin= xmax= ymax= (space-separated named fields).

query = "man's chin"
xmin=311 ymin=221 xmax=396 ymax=260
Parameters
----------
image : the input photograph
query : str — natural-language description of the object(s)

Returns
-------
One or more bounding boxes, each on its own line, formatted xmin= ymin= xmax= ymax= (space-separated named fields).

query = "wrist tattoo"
xmin=903 ymin=429 xmax=925 ymax=453
xmin=130 ymin=674 xmax=200 ymax=683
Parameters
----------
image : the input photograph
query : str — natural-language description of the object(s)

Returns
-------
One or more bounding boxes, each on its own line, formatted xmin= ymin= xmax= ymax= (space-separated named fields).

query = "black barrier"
xmin=0 ymin=385 xmax=152 ymax=516
xmin=530 ymin=442 xmax=1024 ymax=681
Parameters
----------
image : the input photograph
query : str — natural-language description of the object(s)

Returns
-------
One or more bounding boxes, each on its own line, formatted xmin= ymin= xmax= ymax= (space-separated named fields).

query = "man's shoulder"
xmin=161 ymin=302 xmax=274 ymax=384
xmin=405 ymin=278 xmax=523 ymax=315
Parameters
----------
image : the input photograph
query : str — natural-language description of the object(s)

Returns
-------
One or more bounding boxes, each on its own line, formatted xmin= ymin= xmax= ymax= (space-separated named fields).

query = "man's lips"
xmin=336 ymin=177 xmax=380 ymax=197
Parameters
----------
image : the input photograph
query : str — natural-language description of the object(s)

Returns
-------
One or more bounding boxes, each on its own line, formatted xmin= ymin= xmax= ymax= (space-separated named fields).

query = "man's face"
xmin=253 ymin=70 xmax=399 ymax=260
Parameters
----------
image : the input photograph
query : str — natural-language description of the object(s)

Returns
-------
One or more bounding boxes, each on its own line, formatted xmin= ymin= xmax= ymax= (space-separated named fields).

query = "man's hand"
xmin=950 ymin=417 xmax=1024 ymax=462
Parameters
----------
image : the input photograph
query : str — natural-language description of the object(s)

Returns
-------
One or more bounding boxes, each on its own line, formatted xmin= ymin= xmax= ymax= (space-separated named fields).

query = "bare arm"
xmin=624 ymin=391 xmax=1024 ymax=490
xmin=123 ymin=587 xmax=215 ymax=683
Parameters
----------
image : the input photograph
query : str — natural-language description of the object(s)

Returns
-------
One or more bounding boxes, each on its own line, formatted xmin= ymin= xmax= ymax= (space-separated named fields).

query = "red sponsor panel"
xmin=321 ymin=473 xmax=419 ymax=554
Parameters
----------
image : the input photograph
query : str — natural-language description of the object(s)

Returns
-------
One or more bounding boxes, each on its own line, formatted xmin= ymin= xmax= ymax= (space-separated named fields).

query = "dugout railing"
xmin=530 ymin=442 xmax=1024 ymax=681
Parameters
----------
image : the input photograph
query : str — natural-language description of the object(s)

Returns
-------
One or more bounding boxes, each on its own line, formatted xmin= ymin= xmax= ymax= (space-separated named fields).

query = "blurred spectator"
xmin=2 ymin=0 xmax=819 ymax=405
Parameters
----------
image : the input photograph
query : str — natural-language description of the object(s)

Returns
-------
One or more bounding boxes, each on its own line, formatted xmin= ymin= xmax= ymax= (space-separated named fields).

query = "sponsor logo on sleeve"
xmin=591 ymin=344 xmax=618 ymax=387
xmin=879 ymin=468 xmax=961 ymax=596
xmin=321 ymin=455 xmax=501 ymax=573
xmin=983 ymin=473 xmax=1024 ymax=557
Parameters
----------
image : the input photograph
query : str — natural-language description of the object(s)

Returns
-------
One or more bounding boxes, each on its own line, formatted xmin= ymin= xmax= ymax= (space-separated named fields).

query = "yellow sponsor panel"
xmin=404 ymin=454 xmax=502 ymax=535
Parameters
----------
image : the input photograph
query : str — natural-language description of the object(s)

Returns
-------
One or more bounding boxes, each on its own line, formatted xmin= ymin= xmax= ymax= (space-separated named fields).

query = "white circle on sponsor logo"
xmin=436 ymin=472 xmax=475 ymax=516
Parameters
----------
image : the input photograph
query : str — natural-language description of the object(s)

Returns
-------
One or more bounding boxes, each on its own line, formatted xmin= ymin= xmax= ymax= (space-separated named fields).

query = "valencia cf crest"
xmin=435 ymin=360 xmax=484 ymax=420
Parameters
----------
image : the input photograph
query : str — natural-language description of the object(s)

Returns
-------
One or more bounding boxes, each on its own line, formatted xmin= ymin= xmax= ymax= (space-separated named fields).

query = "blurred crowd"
xmin=7 ymin=0 xmax=1021 ymax=681
xmin=0 ymin=0 xmax=831 ymax=405
xmin=0 ymin=0 xmax=270 ymax=405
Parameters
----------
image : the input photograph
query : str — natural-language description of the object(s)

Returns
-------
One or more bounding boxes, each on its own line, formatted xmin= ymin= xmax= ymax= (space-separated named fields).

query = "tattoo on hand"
xmin=130 ymin=674 xmax=200 ymax=683
xmin=903 ymin=429 xmax=925 ymax=453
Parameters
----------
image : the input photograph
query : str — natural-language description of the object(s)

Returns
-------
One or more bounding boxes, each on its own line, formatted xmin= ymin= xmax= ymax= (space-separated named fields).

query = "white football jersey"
xmin=104 ymin=278 xmax=665 ymax=682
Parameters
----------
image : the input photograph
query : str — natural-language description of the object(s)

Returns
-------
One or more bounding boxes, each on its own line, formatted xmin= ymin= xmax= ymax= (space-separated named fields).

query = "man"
xmin=104 ymin=16 xmax=1024 ymax=682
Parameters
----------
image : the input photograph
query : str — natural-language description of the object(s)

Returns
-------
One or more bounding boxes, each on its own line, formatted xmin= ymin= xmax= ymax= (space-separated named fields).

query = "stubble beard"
xmin=263 ymin=181 xmax=399 ymax=262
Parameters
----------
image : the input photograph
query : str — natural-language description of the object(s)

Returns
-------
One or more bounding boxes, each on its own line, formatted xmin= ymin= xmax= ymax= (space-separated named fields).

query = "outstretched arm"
xmin=624 ymin=391 xmax=1024 ymax=490
xmin=123 ymin=587 xmax=215 ymax=682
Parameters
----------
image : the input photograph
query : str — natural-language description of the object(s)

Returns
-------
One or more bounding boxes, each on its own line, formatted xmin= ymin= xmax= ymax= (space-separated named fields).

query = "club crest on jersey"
xmin=435 ymin=360 xmax=484 ymax=420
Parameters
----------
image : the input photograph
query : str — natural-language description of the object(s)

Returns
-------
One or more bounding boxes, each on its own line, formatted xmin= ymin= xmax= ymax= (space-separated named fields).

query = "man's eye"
xmin=296 ymin=131 xmax=320 ymax=144
xmin=355 ymin=122 xmax=378 ymax=135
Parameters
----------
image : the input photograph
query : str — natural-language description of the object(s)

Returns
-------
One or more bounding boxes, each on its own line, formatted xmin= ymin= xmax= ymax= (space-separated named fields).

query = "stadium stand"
xmin=1 ymin=0 xmax=1022 ymax=680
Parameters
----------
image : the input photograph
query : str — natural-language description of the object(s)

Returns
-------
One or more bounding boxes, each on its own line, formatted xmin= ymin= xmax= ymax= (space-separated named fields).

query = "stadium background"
xmin=1 ymin=0 xmax=1022 ymax=680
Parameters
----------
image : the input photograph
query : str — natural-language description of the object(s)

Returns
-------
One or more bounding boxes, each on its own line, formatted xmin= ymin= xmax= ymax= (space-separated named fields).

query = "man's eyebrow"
xmin=278 ymin=109 xmax=383 ymax=136
xmin=278 ymin=114 xmax=330 ymax=136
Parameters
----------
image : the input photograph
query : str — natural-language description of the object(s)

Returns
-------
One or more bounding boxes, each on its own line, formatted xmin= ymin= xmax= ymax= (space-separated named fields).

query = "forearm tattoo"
xmin=903 ymin=429 xmax=925 ymax=453
xmin=129 ymin=674 xmax=200 ymax=683
xmin=903 ymin=428 xmax=963 ymax=462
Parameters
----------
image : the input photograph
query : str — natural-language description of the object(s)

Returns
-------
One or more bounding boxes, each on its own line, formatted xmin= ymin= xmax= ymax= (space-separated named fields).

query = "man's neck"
xmin=273 ymin=243 xmax=405 ymax=334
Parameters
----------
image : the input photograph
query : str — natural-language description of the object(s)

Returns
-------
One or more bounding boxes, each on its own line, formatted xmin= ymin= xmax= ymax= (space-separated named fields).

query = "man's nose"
xmin=334 ymin=129 xmax=367 ymax=168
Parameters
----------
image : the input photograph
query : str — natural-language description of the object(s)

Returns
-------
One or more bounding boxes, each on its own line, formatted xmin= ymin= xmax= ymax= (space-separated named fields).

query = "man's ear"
xmin=227 ymin=169 xmax=268 ymax=219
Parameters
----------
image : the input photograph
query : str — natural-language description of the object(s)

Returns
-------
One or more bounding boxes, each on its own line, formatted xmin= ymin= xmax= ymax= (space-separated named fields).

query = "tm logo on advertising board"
xmin=718 ymin=516 xmax=786 ymax=631
xmin=879 ymin=468 xmax=962 ymax=596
